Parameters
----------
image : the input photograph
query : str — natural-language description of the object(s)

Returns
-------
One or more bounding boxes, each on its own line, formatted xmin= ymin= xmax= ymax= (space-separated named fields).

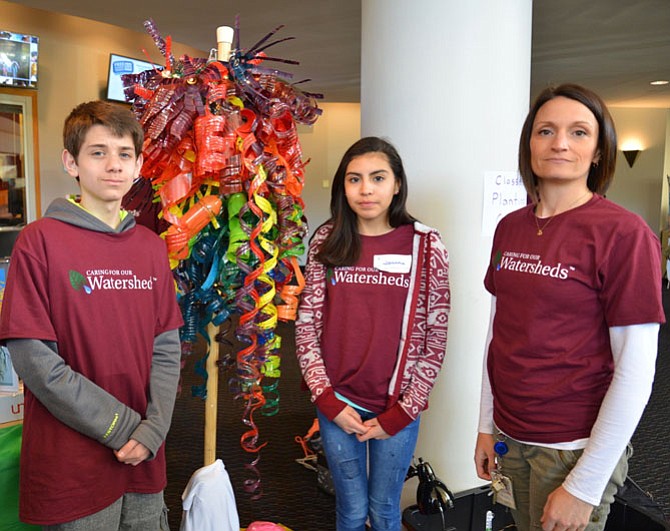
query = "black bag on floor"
xmin=605 ymin=476 xmax=670 ymax=531
xmin=295 ymin=419 xmax=335 ymax=496
xmin=314 ymin=445 xmax=335 ymax=496
xmin=405 ymin=458 xmax=456 ymax=531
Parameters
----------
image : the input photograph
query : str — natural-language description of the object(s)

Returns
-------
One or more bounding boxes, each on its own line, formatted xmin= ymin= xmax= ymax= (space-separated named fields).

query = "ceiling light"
xmin=650 ymin=80 xmax=669 ymax=86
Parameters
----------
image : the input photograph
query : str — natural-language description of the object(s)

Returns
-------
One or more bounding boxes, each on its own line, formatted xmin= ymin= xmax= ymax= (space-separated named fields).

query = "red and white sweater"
xmin=295 ymin=222 xmax=451 ymax=435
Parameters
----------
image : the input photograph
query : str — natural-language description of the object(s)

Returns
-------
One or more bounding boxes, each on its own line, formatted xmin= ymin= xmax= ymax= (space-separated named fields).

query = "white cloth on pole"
xmin=180 ymin=459 xmax=239 ymax=531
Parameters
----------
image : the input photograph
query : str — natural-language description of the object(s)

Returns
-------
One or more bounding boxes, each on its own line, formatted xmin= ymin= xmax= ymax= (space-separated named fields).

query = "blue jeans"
xmin=317 ymin=409 xmax=420 ymax=531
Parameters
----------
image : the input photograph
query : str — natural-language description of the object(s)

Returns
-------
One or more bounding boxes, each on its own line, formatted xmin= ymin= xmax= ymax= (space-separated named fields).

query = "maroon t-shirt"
xmin=484 ymin=195 xmax=665 ymax=443
xmin=320 ymin=225 xmax=413 ymax=413
xmin=0 ymin=217 xmax=183 ymax=524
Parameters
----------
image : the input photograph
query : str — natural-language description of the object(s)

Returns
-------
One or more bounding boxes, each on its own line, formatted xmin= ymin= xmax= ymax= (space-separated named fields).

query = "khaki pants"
xmin=497 ymin=434 xmax=630 ymax=531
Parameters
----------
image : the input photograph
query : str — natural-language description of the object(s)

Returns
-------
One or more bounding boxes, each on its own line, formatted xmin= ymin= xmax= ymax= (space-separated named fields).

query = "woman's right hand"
xmin=474 ymin=432 xmax=496 ymax=480
xmin=333 ymin=405 xmax=368 ymax=436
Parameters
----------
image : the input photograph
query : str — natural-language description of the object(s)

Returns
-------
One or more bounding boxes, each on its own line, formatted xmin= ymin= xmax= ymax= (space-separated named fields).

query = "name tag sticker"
xmin=373 ymin=254 xmax=412 ymax=273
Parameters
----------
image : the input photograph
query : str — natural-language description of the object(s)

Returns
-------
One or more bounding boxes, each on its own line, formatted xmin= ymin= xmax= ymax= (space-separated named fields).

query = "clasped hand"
xmin=334 ymin=406 xmax=389 ymax=441
xmin=114 ymin=438 xmax=150 ymax=466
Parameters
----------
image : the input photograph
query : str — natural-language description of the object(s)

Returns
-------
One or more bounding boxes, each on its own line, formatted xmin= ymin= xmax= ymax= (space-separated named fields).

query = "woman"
xmin=296 ymin=136 xmax=450 ymax=531
xmin=474 ymin=84 xmax=665 ymax=531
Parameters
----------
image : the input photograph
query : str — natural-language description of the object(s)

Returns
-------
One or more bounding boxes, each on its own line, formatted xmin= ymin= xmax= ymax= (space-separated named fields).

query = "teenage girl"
xmin=296 ymin=136 xmax=451 ymax=531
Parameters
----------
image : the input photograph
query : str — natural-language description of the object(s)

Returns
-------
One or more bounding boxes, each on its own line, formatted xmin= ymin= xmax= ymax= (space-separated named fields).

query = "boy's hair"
xmin=63 ymin=100 xmax=144 ymax=160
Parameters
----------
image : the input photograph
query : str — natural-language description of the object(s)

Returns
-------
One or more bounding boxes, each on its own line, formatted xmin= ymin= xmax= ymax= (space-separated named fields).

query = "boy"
xmin=0 ymin=101 xmax=183 ymax=529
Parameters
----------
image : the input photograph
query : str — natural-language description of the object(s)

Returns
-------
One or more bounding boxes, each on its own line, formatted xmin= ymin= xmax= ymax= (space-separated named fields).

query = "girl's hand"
xmin=333 ymin=405 xmax=368 ymax=435
xmin=357 ymin=418 xmax=389 ymax=441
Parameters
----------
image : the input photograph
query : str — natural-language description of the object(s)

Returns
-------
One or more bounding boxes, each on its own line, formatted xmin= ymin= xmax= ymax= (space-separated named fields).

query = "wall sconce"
xmin=622 ymin=149 xmax=641 ymax=168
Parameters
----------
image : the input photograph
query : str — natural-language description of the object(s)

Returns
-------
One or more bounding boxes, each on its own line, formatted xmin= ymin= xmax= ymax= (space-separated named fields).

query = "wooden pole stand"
xmin=203 ymin=322 xmax=220 ymax=466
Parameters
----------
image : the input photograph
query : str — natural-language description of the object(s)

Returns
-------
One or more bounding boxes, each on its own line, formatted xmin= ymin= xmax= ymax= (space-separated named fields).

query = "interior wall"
xmin=608 ymin=106 xmax=668 ymax=233
xmin=297 ymin=102 xmax=361 ymax=252
xmin=663 ymin=113 xmax=670 ymax=232
xmin=0 ymin=0 xmax=207 ymax=214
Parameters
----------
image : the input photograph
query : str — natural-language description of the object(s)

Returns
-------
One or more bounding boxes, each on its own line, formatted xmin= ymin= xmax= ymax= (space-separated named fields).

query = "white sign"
xmin=482 ymin=171 xmax=527 ymax=236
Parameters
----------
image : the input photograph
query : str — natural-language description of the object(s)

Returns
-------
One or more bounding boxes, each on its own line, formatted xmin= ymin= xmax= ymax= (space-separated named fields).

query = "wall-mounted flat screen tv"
xmin=0 ymin=30 xmax=38 ymax=89
xmin=106 ymin=53 xmax=161 ymax=103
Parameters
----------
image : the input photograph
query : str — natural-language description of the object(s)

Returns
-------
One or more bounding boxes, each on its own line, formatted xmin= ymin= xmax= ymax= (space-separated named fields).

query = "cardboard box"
xmin=0 ymin=391 xmax=24 ymax=424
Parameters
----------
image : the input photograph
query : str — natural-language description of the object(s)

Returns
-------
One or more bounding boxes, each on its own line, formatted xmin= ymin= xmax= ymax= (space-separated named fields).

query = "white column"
xmin=361 ymin=0 xmax=532 ymax=496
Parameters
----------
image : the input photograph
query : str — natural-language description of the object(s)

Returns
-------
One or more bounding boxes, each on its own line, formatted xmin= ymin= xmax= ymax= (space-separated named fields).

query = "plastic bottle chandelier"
xmin=122 ymin=17 xmax=321 ymax=497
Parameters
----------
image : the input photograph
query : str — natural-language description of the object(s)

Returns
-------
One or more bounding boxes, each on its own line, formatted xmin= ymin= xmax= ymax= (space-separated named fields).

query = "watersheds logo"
xmin=326 ymin=266 xmax=410 ymax=288
xmin=493 ymin=250 xmax=573 ymax=280
xmin=69 ymin=269 xmax=156 ymax=294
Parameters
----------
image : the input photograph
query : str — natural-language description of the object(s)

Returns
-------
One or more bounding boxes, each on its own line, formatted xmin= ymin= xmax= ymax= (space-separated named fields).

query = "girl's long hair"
xmin=315 ymin=137 xmax=416 ymax=267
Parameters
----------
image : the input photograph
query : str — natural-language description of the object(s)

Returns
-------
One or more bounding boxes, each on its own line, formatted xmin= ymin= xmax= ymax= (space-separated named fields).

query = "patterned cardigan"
xmin=295 ymin=221 xmax=451 ymax=435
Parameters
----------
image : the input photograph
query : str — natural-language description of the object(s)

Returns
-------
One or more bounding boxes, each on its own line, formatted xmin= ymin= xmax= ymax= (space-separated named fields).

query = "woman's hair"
xmin=518 ymin=83 xmax=617 ymax=200
xmin=315 ymin=136 xmax=416 ymax=267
